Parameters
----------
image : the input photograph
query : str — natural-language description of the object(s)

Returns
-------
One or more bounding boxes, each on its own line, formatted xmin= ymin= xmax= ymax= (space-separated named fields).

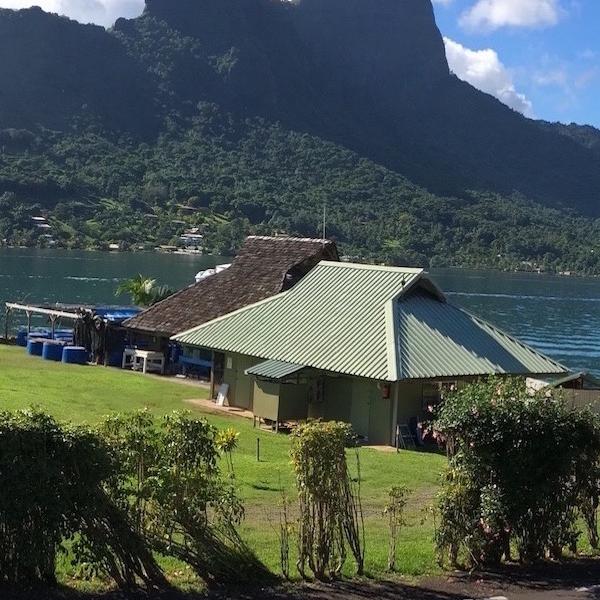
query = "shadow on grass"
xmin=0 ymin=580 xmax=470 ymax=600
xmin=7 ymin=559 xmax=600 ymax=600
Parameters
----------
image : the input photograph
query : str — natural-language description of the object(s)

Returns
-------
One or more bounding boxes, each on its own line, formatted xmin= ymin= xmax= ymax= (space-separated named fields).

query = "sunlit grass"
xmin=0 ymin=345 xmax=446 ymax=590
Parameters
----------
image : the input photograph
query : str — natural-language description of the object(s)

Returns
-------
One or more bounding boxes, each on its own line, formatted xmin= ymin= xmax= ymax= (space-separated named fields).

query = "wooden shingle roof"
xmin=124 ymin=236 xmax=339 ymax=336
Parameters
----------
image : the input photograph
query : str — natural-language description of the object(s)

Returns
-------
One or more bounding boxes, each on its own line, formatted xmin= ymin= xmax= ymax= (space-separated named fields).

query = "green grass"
xmin=0 ymin=345 xmax=446 ymax=588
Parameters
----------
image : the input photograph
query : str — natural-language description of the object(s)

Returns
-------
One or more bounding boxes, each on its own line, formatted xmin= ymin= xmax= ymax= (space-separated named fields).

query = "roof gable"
xmin=396 ymin=291 xmax=567 ymax=379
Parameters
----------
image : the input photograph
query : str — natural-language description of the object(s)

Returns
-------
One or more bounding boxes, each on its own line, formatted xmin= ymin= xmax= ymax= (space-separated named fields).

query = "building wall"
xmin=253 ymin=380 xmax=280 ymax=421
xmin=280 ymin=383 xmax=310 ymax=421
xmin=223 ymin=353 xmax=263 ymax=409
xmin=322 ymin=376 xmax=391 ymax=445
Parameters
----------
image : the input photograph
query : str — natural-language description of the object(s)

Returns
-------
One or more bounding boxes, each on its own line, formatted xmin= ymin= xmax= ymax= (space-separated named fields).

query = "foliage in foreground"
xmin=290 ymin=421 xmax=365 ymax=580
xmin=434 ymin=378 xmax=600 ymax=568
xmin=0 ymin=407 xmax=266 ymax=591
xmin=101 ymin=410 xmax=270 ymax=587
xmin=0 ymin=409 xmax=165 ymax=589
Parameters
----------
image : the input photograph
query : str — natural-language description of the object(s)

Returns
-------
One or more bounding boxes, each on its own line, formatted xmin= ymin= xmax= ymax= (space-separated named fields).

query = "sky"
xmin=432 ymin=0 xmax=600 ymax=127
xmin=0 ymin=0 xmax=598 ymax=128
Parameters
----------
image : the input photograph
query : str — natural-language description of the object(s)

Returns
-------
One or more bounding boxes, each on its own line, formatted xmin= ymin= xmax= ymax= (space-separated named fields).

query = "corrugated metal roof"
xmin=174 ymin=261 xmax=423 ymax=380
xmin=245 ymin=359 xmax=306 ymax=380
xmin=173 ymin=261 xmax=568 ymax=381
xmin=396 ymin=291 xmax=567 ymax=379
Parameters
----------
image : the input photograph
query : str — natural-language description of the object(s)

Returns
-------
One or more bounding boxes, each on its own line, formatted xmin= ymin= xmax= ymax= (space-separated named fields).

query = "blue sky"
xmin=433 ymin=0 xmax=600 ymax=127
xmin=0 ymin=0 xmax=598 ymax=128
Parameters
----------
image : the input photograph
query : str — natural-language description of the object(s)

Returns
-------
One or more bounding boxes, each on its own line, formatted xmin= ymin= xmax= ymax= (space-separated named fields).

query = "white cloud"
xmin=444 ymin=37 xmax=533 ymax=116
xmin=432 ymin=0 xmax=454 ymax=6
xmin=460 ymin=0 xmax=563 ymax=32
xmin=0 ymin=0 xmax=144 ymax=26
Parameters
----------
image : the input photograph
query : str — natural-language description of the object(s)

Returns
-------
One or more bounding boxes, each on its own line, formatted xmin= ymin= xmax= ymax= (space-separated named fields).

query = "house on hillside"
xmin=172 ymin=261 xmax=568 ymax=446
xmin=123 ymin=236 xmax=339 ymax=372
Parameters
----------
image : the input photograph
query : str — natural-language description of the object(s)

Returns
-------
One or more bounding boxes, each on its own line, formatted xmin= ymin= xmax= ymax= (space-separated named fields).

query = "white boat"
xmin=194 ymin=263 xmax=231 ymax=283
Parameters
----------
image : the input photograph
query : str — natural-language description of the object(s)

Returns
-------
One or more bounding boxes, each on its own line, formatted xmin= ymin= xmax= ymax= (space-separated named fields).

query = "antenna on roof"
xmin=321 ymin=201 xmax=327 ymax=242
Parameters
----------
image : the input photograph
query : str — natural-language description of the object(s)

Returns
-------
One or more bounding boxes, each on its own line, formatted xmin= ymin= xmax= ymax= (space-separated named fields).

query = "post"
xmin=26 ymin=311 xmax=32 ymax=334
xmin=391 ymin=382 xmax=399 ymax=446
xmin=3 ymin=307 xmax=10 ymax=341
xmin=256 ymin=437 xmax=260 ymax=462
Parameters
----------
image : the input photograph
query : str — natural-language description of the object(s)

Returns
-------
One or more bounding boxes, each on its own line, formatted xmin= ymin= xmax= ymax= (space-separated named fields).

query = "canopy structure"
xmin=245 ymin=359 xmax=306 ymax=380
xmin=174 ymin=261 xmax=568 ymax=382
xmin=3 ymin=302 xmax=140 ymax=340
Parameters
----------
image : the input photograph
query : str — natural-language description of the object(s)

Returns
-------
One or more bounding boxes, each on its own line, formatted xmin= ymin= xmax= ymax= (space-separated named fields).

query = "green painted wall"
xmin=223 ymin=353 xmax=262 ymax=409
xmin=280 ymin=383 xmax=309 ymax=421
xmin=253 ymin=380 xmax=280 ymax=421
xmin=350 ymin=378 xmax=372 ymax=440
xmin=323 ymin=377 xmax=352 ymax=422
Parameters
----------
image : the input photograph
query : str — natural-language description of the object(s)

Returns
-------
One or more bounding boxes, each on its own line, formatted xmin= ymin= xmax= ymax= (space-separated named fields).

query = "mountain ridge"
xmin=1 ymin=0 xmax=600 ymax=273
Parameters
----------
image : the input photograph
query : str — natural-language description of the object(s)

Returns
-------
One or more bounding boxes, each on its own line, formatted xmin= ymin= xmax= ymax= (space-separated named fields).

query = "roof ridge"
xmin=246 ymin=235 xmax=335 ymax=244
xmin=319 ymin=260 xmax=424 ymax=274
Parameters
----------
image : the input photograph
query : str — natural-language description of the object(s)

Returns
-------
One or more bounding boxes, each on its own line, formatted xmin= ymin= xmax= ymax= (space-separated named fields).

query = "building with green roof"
xmin=173 ymin=261 xmax=568 ymax=446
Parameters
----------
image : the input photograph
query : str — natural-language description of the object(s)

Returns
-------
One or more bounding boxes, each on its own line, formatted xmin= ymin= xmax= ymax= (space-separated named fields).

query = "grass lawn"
xmin=0 ymin=345 xmax=447 ymax=589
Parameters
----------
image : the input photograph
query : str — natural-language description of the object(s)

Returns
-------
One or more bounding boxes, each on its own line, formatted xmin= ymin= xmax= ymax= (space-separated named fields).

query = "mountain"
xmin=1 ymin=0 xmax=600 ymax=273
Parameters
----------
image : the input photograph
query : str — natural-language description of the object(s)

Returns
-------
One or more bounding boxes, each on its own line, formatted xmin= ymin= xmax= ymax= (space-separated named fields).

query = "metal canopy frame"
xmin=4 ymin=302 xmax=82 ymax=341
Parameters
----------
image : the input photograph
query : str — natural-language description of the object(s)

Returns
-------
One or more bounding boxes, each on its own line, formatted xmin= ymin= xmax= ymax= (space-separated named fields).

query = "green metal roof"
xmin=245 ymin=359 xmax=306 ymax=380
xmin=174 ymin=262 xmax=424 ymax=380
xmin=396 ymin=291 xmax=567 ymax=379
xmin=173 ymin=261 xmax=568 ymax=381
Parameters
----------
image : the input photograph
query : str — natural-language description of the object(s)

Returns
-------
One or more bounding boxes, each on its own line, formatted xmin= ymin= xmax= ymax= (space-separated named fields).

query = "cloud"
xmin=460 ymin=0 xmax=563 ymax=32
xmin=432 ymin=0 xmax=454 ymax=6
xmin=444 ymin=37 xmax=533 ymax=116
xmin=0 ymin=0 xmax=144 ymax=26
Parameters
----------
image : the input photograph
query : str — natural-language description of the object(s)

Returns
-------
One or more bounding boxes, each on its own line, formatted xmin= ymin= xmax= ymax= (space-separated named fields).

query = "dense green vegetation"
xmin=2 ymin=1 xmax=600 ymax=273
xmin=3 ymin=116 xmax=600 ymax=273
xmin=435 ymin=378 xmax=600 ymax=567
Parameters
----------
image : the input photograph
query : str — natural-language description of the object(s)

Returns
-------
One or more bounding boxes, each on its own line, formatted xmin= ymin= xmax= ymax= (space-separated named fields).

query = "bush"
xmin=291 ymin=421 xmax=364 ymax=580
xmin=101 ymin=410 xmax=269 ymax=587
xmin=434 ymin=378 xmax=600 ymax=568
xmin=0 ymin=409 xmax=165 ymax=589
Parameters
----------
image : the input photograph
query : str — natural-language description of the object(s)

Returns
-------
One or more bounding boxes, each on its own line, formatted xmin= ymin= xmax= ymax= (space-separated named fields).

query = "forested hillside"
xmin=1 ymin=0 xmax=600 ymax=273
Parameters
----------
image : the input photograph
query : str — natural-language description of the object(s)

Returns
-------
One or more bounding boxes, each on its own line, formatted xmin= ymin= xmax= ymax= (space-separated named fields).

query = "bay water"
xmin=1 ymin=248 xmax=599 ymax=376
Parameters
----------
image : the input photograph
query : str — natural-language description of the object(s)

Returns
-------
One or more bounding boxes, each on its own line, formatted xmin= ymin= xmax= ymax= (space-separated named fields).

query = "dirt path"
xmin=3 ymin=560 xmax=600 ymax=599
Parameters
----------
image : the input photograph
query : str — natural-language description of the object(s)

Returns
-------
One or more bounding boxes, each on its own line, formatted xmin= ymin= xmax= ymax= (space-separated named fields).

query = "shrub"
xmin=383 ymin=486 xmax=410 ymax=571
xmin=291 ymin=421 xmax=364 ymax=580
xmin=0 ymin=409 xmax=165 ymax=590
xmin=101 ymin=410 xmax=269 ymax=586
xmin=434 ymin=378 xmax=600 ymax=568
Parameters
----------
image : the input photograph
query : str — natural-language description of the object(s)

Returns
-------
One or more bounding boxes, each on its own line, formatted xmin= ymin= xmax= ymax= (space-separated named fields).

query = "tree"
xmin=115 ymin=274 xmax=173 ymax=307
xmin=434 ymin=378 xmax=600 ymax=568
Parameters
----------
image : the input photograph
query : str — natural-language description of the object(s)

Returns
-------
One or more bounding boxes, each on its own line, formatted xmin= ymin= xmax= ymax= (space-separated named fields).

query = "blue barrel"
xmin=42 ymin=341 xmax=65 ymax=362
xmin=16 ymin=329 xmax=28 ymax=347
xmin=28 ymin=331 xmax=50 ymax=341
xmin=27 ymin=339 xmax=45 ymax=356
xmin=62 ymin=346 xmax=89 ymax=365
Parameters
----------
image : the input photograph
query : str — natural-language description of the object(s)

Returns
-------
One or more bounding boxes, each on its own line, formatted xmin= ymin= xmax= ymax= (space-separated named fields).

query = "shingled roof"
xmin=123 ymin=236 xmax=339 ymax=337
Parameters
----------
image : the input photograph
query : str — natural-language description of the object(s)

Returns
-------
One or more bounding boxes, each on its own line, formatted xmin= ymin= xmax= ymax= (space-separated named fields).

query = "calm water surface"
xmin=1 ymin=249 xmax=599 ymax=375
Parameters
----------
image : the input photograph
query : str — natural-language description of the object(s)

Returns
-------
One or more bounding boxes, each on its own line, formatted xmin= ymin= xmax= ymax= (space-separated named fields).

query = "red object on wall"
xmin=381 ymin=383 xmax=391 ymax=399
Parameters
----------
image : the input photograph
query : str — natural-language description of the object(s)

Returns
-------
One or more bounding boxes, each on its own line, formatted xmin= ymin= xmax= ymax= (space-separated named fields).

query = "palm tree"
xmin=115 ymin=274 xmax=173 ymax=307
